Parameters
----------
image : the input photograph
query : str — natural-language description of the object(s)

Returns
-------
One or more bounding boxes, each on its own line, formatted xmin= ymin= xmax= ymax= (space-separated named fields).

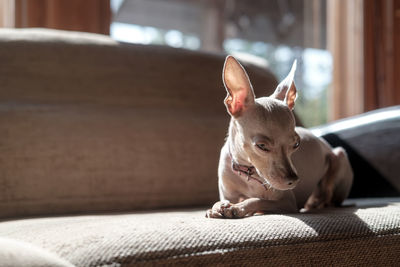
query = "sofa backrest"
xmin=0 ymin=28 xmax=277 ymax=218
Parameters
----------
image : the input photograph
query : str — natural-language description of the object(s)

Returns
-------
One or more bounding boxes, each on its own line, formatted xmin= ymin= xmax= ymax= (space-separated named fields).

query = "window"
xmin=110 ymin=0 xmax=331 ymax=127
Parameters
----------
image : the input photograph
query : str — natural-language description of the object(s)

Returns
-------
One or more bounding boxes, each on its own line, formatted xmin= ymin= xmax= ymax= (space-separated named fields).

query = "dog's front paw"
xmin=223 ymin=203 xmax=248 ymax=218
xmin=206 ymin=200 xmax=229 ymax=218
xmin=206 ymin=201 xmax=247 ymax=219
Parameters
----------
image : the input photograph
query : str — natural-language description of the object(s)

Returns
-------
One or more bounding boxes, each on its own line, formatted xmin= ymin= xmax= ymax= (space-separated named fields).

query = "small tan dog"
xmin=206 ymin=56 xmax=353 ymax=218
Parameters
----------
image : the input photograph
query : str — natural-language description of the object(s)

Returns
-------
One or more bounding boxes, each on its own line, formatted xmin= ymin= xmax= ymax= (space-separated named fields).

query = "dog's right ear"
xmin=223 ymin=55 xmax=255 ymax=117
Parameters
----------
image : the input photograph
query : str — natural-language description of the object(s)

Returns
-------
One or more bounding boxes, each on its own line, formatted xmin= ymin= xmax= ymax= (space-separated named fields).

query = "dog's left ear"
xmin=271 ymin=60 xmax=297 ymax=110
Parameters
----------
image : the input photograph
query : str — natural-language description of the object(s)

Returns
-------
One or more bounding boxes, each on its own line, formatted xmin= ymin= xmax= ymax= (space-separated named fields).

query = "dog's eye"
xmin=293 ymin=141 xmax=300 ymax=149
xmin=256 ymin=143 xmax=270 ymax=152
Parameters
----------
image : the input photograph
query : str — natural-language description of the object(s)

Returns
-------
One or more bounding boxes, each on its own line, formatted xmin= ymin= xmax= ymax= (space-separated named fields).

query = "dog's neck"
xmin=227 ymin=119 xmax=253 ymax=167
xmin=227 ymin=130 xmax=269 ymax=190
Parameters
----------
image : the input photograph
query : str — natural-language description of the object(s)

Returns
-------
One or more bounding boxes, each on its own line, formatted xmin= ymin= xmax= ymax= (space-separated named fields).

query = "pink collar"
xmin=229 ymin=150 xmax=269 ymax=190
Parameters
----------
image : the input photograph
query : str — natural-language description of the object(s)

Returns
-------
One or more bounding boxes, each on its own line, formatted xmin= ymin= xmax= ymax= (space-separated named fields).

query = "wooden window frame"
xmin=328 ymin=0 xmax=400 ymax=121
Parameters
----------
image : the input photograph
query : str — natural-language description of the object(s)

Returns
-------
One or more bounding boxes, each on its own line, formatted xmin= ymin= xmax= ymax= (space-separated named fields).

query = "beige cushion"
xmin=0 ymin=199 xmax=399 ymax=266
xmin=0 ymin=28 xmax=277 ymax=218
xmin=0 ymin=237 xmax=73 ymax=267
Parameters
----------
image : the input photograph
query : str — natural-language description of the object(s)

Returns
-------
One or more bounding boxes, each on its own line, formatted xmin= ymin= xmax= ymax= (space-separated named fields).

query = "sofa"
xmin=0 ymin=28 xmax=399 ymax=266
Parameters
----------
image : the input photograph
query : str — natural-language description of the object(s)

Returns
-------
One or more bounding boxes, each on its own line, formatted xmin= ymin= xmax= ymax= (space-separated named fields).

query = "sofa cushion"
xmin=0 ymin=28 xmax=277 ymax=218
xmin=0 ymin=198 xmax=399 ymax=266
xmin=0 ymin=237 xmax=73 ymax=267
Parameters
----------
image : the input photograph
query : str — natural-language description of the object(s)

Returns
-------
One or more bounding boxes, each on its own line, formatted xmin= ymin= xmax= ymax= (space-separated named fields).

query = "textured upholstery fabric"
xmin=0 ymin=237 xmax=73 ymax=267
xmin=0 ymin=199 xmax=399 ymax=266
xmin=0 ymin=28 xmax=277 ymax=218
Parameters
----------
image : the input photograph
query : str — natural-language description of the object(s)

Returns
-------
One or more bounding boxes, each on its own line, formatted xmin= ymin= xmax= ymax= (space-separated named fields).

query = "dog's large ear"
xmin=271 ymin=60 xmax=297 ymax=110
xmin=223 ymin=55 xmax=255 ymax=117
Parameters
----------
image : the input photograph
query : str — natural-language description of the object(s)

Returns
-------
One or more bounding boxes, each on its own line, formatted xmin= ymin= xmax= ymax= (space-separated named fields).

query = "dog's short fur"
xmin=206 ymin=56 xmax=353 ymax=218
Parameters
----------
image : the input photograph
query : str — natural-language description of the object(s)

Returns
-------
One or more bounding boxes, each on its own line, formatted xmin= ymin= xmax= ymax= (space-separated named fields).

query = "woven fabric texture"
xmin=0 ymin=237 xmax=73 ymax=267
xmin=0 ymin=201 xmax=399 ymax=266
